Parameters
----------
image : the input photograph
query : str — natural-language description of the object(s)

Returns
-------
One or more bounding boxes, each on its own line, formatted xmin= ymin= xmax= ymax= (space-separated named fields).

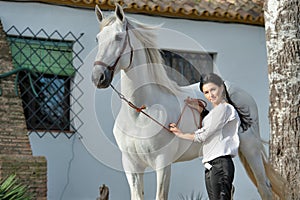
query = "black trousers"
xmin=204 ymin=155 xmax=235 ymax=200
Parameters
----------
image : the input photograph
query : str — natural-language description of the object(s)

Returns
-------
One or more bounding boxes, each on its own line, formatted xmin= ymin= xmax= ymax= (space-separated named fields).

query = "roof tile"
xmin=17 ymin=0 xmax=265 ymax=26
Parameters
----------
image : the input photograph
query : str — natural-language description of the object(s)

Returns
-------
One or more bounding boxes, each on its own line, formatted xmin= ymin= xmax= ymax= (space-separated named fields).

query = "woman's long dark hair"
xmin=200 ymin=73 xmax=252 ymax=132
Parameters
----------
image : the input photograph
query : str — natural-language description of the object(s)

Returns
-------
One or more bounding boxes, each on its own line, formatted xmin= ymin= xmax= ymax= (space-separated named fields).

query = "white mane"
xmin=128 ymin=18 xmax=184 ymax=95
xmin=102 ymin=15 xmax=183 ymax=95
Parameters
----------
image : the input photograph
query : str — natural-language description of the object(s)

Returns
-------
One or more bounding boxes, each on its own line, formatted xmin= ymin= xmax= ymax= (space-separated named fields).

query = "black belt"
xmin=208 ymin=155 xmax=232 ymax=165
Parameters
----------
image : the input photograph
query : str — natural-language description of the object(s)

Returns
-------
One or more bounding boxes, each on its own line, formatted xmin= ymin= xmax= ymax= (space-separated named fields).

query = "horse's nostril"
xmin=99 ymin=74 xmax=105 ymax=83
xmin=93 ymin=69 xmax=111 ymax=88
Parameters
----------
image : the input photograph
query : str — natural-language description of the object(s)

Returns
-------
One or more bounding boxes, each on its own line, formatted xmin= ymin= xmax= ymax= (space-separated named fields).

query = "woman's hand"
xmin=169 ymin=123 xmax=196 ymax=141
xmin=169 ymin=123 xmax=182 ymax=136
xmin=184 ymin=97 xmax=205 ymax=113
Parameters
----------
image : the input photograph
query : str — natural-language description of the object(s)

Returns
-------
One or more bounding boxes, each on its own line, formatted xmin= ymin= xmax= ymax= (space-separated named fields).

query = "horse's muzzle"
xmin=92 ymin=67 xmax=112 ymax=89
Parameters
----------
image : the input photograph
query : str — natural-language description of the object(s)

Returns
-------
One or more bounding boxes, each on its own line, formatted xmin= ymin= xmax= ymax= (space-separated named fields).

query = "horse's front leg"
xmin=125 ymin=171 xmax=145 ymax=200
xmin=155 ymin=165 xmax=171 ymax=200
xmin=122 ymin=154 xmax=146 ymax=200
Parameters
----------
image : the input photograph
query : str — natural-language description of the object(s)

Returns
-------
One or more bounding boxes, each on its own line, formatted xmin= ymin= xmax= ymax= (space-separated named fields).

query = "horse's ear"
xmin=95 ymin=5 xmax=103 ymax=23
xmin=115 ymin=3 xmax=125 ymax=23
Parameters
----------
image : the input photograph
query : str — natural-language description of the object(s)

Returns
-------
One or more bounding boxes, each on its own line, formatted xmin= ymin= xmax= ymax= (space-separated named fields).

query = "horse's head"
xmin=92 ymin=4 xmax=133 ymax=88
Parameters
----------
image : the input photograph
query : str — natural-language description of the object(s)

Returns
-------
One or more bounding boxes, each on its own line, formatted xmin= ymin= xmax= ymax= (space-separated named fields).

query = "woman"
xmin=169 ymin=73 xmax=251 ymax=200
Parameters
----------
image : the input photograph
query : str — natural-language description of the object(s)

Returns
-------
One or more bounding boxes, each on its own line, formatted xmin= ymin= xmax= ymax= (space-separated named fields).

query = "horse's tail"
xmin=238 ymin=143 xmax=288 ymax=200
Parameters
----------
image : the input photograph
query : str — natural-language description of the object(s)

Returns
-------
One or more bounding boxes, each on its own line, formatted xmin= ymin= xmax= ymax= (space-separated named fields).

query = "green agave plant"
xmin=0 ymin=174 xmax=34 ymax=200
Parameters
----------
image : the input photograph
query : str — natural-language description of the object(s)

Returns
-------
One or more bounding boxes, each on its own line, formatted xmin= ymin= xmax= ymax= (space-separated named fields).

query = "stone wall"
xmin=0 ymin=19 xmax=47 ymax=199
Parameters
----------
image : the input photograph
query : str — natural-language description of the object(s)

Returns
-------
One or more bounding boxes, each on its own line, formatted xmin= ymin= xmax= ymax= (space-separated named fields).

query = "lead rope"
xmin=110 ymin=84 xmax=170 ymax=131
xmin=110 ymin=84 xmax=206 ymax=132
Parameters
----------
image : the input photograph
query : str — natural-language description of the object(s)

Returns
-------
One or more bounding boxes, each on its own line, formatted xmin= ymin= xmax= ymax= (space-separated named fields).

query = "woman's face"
xmin=202 ymin=82 xmax=224 ymax=107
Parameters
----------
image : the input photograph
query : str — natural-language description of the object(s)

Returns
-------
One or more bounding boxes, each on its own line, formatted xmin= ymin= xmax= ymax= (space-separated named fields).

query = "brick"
xmin=0 ymin=155 xmax=47 ymax=199
xmin=0 ymin=20 xmax=47 ymax=200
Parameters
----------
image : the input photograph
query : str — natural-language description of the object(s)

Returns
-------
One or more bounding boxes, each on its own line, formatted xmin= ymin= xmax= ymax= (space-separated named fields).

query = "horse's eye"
xmin=115 ymin=34 xmax=123 ymax=41
xmin=95 ymin=37 xmax=98 ymax=43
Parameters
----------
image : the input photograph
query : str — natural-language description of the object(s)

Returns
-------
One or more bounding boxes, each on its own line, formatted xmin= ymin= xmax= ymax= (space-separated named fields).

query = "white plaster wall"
xmin=0 ymin=2 xmax=268 ymax=200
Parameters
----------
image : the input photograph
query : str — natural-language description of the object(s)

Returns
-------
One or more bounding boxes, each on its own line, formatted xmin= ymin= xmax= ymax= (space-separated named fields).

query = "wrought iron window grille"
xmin=5 ymin=26 xmax=84 ymax=139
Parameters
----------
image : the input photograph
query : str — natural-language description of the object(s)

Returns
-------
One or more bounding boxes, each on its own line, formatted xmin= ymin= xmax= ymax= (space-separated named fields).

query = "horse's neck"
xmin=119 ymin=32 xmax=184 ymax=112
xmin=120 ymin=60 xmax=166 ymax=106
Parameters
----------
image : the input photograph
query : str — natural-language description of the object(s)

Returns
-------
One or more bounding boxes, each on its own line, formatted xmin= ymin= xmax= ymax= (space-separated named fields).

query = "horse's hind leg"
xmin=155 ymin=165 xmax=171 ymax=200
xmin=239 ymin=132 xmax=273 ymax=200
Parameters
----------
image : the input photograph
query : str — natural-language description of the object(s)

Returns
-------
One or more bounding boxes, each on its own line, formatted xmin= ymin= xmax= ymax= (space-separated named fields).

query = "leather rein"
xmin=94 ymin=23 xmax=206 ymax=132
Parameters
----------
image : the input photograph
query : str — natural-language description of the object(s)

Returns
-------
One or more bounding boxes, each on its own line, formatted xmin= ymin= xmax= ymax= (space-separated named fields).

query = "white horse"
xmin=92 ymin=4 xmax=286 ymax=200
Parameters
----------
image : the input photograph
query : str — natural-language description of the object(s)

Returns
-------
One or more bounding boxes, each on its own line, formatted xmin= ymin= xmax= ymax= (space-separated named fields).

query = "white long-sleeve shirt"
xmin=194 ymin=102 xmax=240 ymax=163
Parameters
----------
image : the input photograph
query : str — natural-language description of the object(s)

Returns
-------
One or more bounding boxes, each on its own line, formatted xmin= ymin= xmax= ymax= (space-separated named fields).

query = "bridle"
xmin=93 ymin=23 xmax=134 ymax=73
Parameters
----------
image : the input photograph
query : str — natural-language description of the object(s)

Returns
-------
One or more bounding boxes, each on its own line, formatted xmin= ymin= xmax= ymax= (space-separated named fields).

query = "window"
xmin=7 ymin=36 xmax=75 ymax=132
xmin=161 ymin=50 xmax=214 ymax=86
xmin=8 ymin=37 xmax=75 ymax=76
xmin=18 ymin=73 xmax=72 ymax=131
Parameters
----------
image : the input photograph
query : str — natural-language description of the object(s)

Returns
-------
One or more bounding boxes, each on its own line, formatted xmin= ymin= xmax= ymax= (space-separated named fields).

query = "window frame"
xmin=7 ymin=35 xmax=75 ymax=132
xmin=161 ymin=49 xmax=214 ymax=86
